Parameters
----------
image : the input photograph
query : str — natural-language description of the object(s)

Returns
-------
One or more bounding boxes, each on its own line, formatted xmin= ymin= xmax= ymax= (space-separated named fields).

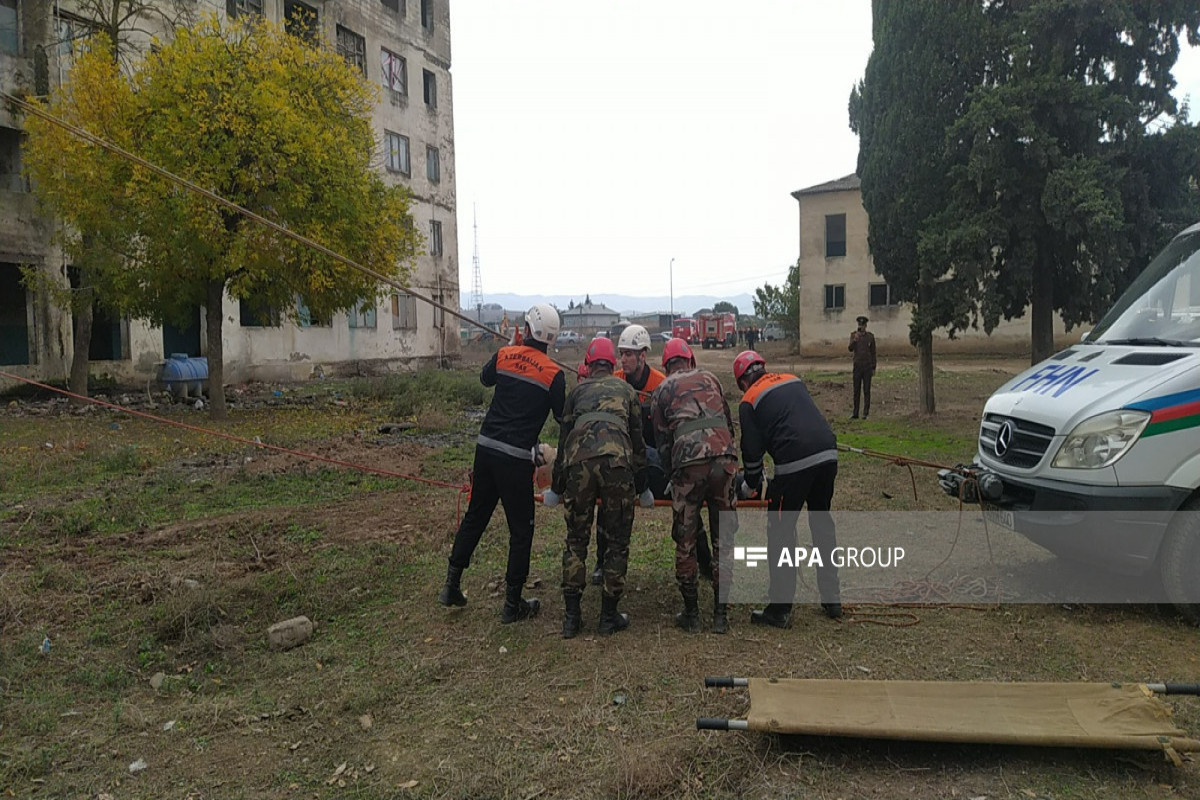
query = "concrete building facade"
xmin=792 ymin=173 xmax=1072 ymax=356
xmin=0 ymin=0 xmax=459 ymax=388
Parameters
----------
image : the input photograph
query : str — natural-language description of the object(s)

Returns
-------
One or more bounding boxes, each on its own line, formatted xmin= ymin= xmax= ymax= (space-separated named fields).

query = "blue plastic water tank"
xmin=159 ymin=353 xmax=209 ymax=397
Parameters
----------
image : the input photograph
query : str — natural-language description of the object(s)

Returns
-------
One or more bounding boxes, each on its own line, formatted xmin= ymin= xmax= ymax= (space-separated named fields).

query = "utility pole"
xmin=471 ymin=204 xmax=483 ymax=323
xmin=669 ymin=257 xmax=675 ymax=327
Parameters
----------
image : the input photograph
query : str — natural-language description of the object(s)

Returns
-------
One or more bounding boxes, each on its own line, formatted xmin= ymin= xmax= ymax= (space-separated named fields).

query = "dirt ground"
xmin=2 ymin=353 xmax=1199 ymax=799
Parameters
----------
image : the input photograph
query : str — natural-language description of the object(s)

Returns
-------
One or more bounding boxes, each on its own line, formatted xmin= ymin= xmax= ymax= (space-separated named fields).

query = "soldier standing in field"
xmin=849 ymin=315 xmax=876 ymax=419
xmin=651 ymin=338 xmax=738 ymax=634
xmin=545 ymin=337 xmax=651 ymax=638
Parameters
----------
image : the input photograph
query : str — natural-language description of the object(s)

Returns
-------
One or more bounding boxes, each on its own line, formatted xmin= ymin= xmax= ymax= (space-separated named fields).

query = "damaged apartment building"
xmin=0 ymin=0 xmax=459 ymax=386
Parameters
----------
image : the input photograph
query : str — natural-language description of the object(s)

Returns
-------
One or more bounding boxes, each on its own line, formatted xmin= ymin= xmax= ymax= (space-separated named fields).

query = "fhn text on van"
xmin=734 ymin=546 xmax=906 ymax=569
xmin=1010 ymin=365 xmax=1098 ymax=398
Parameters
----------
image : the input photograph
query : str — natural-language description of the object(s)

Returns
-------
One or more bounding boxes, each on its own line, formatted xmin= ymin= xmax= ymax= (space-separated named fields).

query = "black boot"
xmin=500 ymin=581 xmax=540 ymax=624
xmin=823 ymin=602 xmax=844 ymax=619
xmin=712 ymin=597 xmax=728 ymax=635
xmin=750 ymin=603 xmax=792 ymax=629
xmin=675 ymin=584 xmax=700 ymax=633
xmin=562 ymin=592 xmax=582 ymax=639
xmin=597 ymin=594 xmax=629 ymax=636
xmin=437 ymin=564 xmax=467 ymax=607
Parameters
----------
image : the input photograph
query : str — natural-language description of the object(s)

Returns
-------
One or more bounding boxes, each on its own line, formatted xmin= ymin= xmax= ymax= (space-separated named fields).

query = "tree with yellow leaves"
xmin=24 ymin=15 xmax=419 ymax=417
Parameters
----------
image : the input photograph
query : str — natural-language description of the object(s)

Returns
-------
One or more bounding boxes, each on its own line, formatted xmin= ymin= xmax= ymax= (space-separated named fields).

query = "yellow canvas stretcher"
xmin=698 ymin=678 xmax=1200 ymax=756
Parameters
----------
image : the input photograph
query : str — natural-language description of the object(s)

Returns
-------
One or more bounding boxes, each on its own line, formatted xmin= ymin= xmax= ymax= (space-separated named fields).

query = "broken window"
xmin=420 ymin=0 xmax=433 ymax=31
xmin=824 ymin=284 xmax=845 ymax=311
xmin=825 ymin=213 xmax=847 ymax=258
xmin=0 ymin=126 xmax=28 ymax=192
xmin=392 ymin=292 xmax=417 ymax=330
xmin=385 ymin=131 xmax=410 ymax=175
xmin=429 ymin=220 xmax=443 ymax=257
xmin=0 ymin=0 xmax=17 ymax=56
xmin=296 ymin=296 xmax=331 ymax=327
xmin=226 ymin=0 xmax=264 ymax=20
xmin=382 ymin=0 xmax=403 ymax=14
xmin=336 ymin=25 xmax=366 ymax=77
xmin=381 ymin=48 xmax=406 ymax=94
xmin=239 ymin=295 xmax=281 ymax=327
xmin=0 ymin=263 xmax=30 ymax=365
xmin=869 ymin=282 xmax=899 ymax=307
xmin=284 ymin=0 xmax=318 ymax=42
xmin=426 ymin=145 xmax=440 ymax=184
xmin=347 ymin=301 xmax=377 ymax=329
xmin=422 ymin=69 xmax=437 ymax=108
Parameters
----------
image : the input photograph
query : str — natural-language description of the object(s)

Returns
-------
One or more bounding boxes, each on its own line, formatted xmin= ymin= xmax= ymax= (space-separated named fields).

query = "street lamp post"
xmin=669 ymin=257 xmax=675 ymax=329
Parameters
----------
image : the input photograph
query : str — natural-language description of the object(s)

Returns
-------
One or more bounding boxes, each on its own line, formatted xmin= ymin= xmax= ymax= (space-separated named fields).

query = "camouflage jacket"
xmin=650 ymin=368 xmax=736 ymax=476
xmin=553 ymin=374 xmax=647 ymax=492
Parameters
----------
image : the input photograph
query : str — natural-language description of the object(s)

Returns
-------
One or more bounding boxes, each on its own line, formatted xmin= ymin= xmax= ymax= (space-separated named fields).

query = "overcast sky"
xmin=448 ymin=1 xmax=1200 ymax=304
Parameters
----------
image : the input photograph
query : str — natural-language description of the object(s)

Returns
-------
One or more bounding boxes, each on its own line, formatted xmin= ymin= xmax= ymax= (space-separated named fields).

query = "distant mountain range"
xmin=465 ymin=293 xmax=757 ymax=318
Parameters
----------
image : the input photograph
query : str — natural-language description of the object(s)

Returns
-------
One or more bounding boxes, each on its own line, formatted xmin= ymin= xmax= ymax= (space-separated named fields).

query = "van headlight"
xmin=1051 ymin=410 xmax=1150 ymax=469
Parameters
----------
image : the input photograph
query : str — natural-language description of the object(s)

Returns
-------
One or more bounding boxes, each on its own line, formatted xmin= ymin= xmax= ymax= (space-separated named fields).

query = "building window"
xmin=336 ymin=26 xmax=366 ymax=76
xmin=55 ymin=12 xmax=95 ymax=62
xmin=0 ymin=0 xmax=18 ymax=55
xmin=420 ymin=0 xmax=434 ymax=31
xmin=0 ymin=127 xmax=28 ymax=192
xmin=429 ymin=220 xmax=443 ymax=257
xmin=823 ymin=284 xmax=845 ymax=311
xmin=423 ymin=69 xmax=437 ymax=108
xmin=869 ymin=282 xmax=900 ymax=307
xmin=0 ymin=263 xmax=30 ymax=365
xmin=296 ymin=296 xmax=330 ymax=327
xmin=239 ymin=296 xmax=281 ymax=327
xmin=825 ymin=213 xmax=847 ymax=258
xmin=284 ymin=0 xmax=318 ymax=42
xmin=381 ymin=48 xmax=406 ymax=94
xmin=348 ymin=302 xmax=377 ymax=329
xmin=226 ymin=0 xmax=264 ymax=19
xmin=382 ymin=0 xmax=403 ymax=13
xmin=392 ymin=292 xmax=417 ymax=330
xmin=426 ymin=145 xmax=440 ymax=184
xmin=385 ymin=131 xmax=410 ymax=175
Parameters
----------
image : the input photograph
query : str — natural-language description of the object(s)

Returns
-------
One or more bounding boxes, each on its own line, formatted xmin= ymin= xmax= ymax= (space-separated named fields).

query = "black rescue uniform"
xmin=739 ymin=371 xmax=841 ymax=608
xmin=448 ymin=343 xmax=566 ymax=587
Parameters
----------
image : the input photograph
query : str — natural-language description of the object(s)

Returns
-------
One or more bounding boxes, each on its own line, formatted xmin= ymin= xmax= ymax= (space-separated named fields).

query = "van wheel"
xmin=1160 ymin=499 xmax=1200 ymax=625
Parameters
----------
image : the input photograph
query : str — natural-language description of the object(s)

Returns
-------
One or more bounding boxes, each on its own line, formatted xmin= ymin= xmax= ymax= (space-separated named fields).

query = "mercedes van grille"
xmin=980 ymin=414 xmax=1056 ymax=468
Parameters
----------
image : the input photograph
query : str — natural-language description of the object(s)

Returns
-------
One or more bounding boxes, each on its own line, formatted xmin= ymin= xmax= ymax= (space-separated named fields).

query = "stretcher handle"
xmin=1146 ymin=683 xmax=1200 ymax=695
xmin=696 ymin=718 xmax=749 ymax=731
xmin=704 ymin=676 xmax=749 ymax=688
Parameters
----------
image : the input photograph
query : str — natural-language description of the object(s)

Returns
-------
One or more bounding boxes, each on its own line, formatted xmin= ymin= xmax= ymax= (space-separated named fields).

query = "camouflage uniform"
xmin=554 ymin=375 xmax=646 ymax=600
xmin=650 ymin=367 xmax=737 ymax=632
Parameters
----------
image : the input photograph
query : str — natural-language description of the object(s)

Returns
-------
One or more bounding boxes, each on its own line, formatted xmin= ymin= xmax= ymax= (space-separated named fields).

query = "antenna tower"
xmin=471 ymin=205 xmax=483 ymax=321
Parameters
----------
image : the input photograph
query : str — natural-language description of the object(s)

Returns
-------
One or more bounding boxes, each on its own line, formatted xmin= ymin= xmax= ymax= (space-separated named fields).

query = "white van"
xmin=941 ymin=223 xmax=1200 ymax=621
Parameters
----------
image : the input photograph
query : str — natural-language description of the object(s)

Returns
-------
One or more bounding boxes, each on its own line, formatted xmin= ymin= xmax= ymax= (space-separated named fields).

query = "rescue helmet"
xmin=661 ymin=337 xmax=695 ymax=369
xmin=584 ymin=336 xmax=617 ymax=368
xmin=617 ymin=324 xmax=651 ymax=352
xmin=733 ymin=350 xmax=766 ymax=382
xmin=524 ymin=303 xmax=560 ymax=345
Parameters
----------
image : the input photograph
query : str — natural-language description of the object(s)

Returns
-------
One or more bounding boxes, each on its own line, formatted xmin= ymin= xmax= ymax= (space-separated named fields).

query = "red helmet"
xmin=584 ymin=336 xmax=617 ymax=367
xmin=662 ymin=337 xmax=694 ymax=368
xmin=733 ymin=350 xmax=765 ymax=381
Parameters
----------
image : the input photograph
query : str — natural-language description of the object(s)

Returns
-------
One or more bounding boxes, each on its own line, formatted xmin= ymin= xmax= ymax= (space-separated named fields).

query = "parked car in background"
xmin=762 ymin=322 xmax=788 ymax=341
xmin=557 ymin=330 xmax=581 ymax=346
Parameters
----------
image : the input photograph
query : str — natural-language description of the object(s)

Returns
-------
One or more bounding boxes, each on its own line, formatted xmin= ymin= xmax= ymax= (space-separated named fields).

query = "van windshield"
xmin=1090 ymin=230 xmax=1200 ymax=346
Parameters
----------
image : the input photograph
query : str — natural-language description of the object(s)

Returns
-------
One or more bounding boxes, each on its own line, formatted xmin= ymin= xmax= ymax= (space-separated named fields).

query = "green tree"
xmin=937 ymin=1 xmax=1200 ymax=365
xmin=27 ymin=16 xmax=419 ymax=417
xmin=752 ymin=262 xmax=799 ymax=341
xmin=712 ymin=301 xmax=739 ymax=315
xmin=849 ymin=0 xmax=989 ymax=413
xmin=23 ymin=0 xmax=195 ymax=400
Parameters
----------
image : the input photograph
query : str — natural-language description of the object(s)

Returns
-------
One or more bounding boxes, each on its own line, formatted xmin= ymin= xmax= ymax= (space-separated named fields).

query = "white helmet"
xmin=525 ymin=303 xmax=560 ymax=345
xmin=617 ymin=324 xmax=651 ymax=352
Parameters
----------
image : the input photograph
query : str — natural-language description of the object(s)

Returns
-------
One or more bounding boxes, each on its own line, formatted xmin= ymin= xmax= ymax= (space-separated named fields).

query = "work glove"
xmin=638 ymin=488 xmax=655 ymax=509
xmin=663 ymin=482 xmax=673 ymax=498
xmin=509 ymin=327 xmax=524 ymax=347
xmin=531 ymin=444 xmax=548 ymax=467
xmin=737 ymin=480 xmax=760 ymax=500
xmin=542 ymin=489 xmax=560 ymax=508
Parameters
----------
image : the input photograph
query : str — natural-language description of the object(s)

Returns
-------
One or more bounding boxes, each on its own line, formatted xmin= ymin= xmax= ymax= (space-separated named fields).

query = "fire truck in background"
xmin=672 ymin=317 xmax=699 ymax=344
xmin=697 ymin=312 xmax=737 ymax=349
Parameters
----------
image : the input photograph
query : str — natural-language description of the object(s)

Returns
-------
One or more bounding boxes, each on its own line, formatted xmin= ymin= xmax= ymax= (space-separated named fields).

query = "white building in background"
xmin=0 ymin=0 xmax=459 ymax=387
xmin=792 ymin=173 xmax=1071 ymax=355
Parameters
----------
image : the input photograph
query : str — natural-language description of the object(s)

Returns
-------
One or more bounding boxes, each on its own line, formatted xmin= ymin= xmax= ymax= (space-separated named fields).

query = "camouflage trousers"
xmin=562 ymin=457 xmax=635 ymax=598
xmin=671 ymin=456 xmax=737 ymax=591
